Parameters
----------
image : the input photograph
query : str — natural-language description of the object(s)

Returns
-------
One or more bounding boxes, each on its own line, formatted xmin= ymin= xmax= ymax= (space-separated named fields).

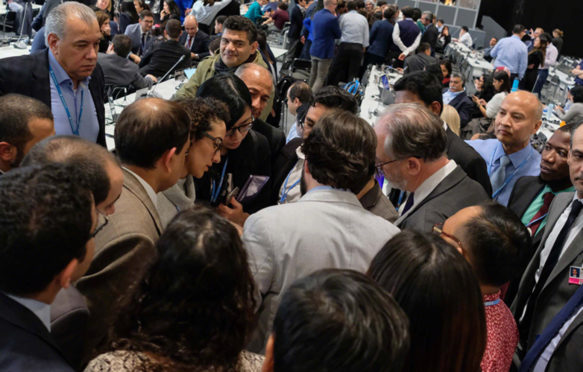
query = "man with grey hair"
xmin=0 ymin=2 xmax=106 ymax=146
xmin=375 ymin=103 xmax=489 ymax=232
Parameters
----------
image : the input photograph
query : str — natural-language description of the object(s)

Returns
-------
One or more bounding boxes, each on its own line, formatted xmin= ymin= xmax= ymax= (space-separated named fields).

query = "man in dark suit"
xmin=124 ymin=9 xmax=154 ymax=55
xmin=505 ymin=125 xmax=574 ymax=305
xmin=376 ymin=103 xmax=490 ymax=232
xmin=98 ymin=34 xmax=157 ymax=88
xmin=443 ymin=73 xmax=474 ymax=128
xmin=0 ymin=2 xmax=106 ymax=146
xmin=512 ymin=123 xmax=583 ymax=362
xmin=76 ymin=98 xmax=190 ymax=357
xmin=420 ymin=11 xmax=439 ymax=54
xmin=179 ymin=15 xmax=210 ymax=62
xmin=393 ymin=71 xmax=492 ymax=195
xmin=0 ymin=163 xmax=96 ymax=371
xmin=139 ymin=19 xmax=191 ymax=77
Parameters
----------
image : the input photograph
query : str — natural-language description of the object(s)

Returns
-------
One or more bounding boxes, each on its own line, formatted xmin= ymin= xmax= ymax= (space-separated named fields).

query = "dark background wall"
xmin=478 ymin=0 xmax=583 ymax=58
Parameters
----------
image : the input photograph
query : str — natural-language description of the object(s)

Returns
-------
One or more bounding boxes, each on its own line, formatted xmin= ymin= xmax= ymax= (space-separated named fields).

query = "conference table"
xmin=359 ymin=65 xmax=403 ymax=124
xmin=445 ymin=42 xmax=494 ymax=81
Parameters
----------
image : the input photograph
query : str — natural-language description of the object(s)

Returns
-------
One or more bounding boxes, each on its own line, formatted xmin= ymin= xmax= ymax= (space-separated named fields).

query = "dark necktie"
xmin=141 ymin=32 xmax=147 ymax=51
xmin=187 ymin=36 xmax=193 ymax=49
xmin=401 ymin=192 xmax=415 ymax=215
xmin=527 ymin=192 xmax=555 ymax=236
xmin=519 ymin=283 xmax=583 ymax=371
xmin=520 ymin=200 xmax=583 ymax=340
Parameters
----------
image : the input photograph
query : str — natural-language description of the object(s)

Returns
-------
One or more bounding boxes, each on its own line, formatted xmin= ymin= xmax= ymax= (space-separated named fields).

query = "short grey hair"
xmin=379 ymin=103 xmax=446 ymax=161
xmin=422 ymin=11 xmax=433 ymax=21
xmin=45 ymin=2 xmax=98 ymax=47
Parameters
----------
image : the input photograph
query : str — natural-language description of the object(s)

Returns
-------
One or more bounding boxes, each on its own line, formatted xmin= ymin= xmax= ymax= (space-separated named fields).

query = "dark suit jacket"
xmin=0 ymin=50 xmax=106 ymax=147
xmin=445 ymin=127 xmax=492 ymax=195
xmin=0 ymin=292 xmax=74 ymax=371
xmin=252 ymin=118 xmax=285 ymax=165
xmin=505 ymin=175 xmax=546 ymax=305
xmin=178 ymin=30 xmax=211 ymax=60
xmin=270 ymin=137 xmax=302 ymax=205
xmin=421 ymin=23 xmax=439 ymax=52
xmin=446 ymin=90 xmax=474 ymax=129
xmin=542 ymin=309 xmax=583 ymax=372
xmin=512 ymin=192 xmax=583 ymax=349
xmin=50 ymin=287 xmax=89 ymax=370
xmin=98 ymin=52 xmax=151 ymax=89
xmin=76 ymin=168 xmax=163 ymax=359
xmin=139 ymin=39 xmax=191 ymax=77
xmin=404 ymin=52 xmax=437 ymax=74
xmin=395 ymin=165 xmax=490 ymax=232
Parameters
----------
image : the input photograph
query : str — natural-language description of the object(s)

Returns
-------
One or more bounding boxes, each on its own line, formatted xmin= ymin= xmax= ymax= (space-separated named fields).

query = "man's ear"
xmin=430 ymin=101 xmax=442 ymax=116
xmin=57 ymin=259 xmax=79 ymax=289
xmin=262 ymin=334 xmax=275 ymax=372
xmin=160 ymin=147 xmax=178 ymax=173
xmin=250 ymin=40 xmax=259 ymax=55
xmin=47 ymin=33 xmax=59 ymax=54
xmin=406 ymin=157 xmax=422 ymax=176
xmin=0 ymin=142 xmax=17 ymax=164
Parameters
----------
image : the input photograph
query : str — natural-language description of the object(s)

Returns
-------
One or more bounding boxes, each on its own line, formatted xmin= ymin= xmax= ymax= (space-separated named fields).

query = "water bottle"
xmin=511 ymin=78 xmax=519 ymax=92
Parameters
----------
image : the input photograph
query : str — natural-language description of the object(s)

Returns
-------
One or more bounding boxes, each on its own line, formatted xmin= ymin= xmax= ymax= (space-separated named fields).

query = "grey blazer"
xmin=512 ymin=192 xmax=583 ymax=349
xmin=124 ymin=23 xmax=151 ymax=55
xmin=395 ymin=165 xmax=490 ymax=232
xmin=243 ymin=188 xmax=401 ymax=352
xmin=97 ymin=53 xmax=151 ymax=89
xmin=76 ymin=168 xmax=163 ymax=359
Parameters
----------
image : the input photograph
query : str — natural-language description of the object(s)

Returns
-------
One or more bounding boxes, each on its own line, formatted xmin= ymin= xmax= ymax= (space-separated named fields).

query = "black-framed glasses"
xmin=432 ymin=223 xmax=464 ymax=251
xmin=91 ymin=213 xmax=109 ymax=238
xmin=375 ymin=158 xmax=402 ymax=175
xmin=227 ymin=117 xmax=254 ymax=137
xmin=202 ymin=132 xmax=223 ymax=154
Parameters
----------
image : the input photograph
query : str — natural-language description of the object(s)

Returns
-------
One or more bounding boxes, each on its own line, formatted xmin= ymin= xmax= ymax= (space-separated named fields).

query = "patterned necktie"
xmin=527 ymin=192 xmax=555 ymax=236
xmin=491 ymin=155 xmax=511 ymax=195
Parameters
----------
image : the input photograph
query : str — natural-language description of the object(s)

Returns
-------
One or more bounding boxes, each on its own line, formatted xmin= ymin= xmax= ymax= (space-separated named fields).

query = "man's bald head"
xmin=235 ymin=63 xmax=273 ymax=118
xmin=183 ymin=14 xmax=198 ymax=37
xmin=494 ymin=91 xmax=542 ymax=154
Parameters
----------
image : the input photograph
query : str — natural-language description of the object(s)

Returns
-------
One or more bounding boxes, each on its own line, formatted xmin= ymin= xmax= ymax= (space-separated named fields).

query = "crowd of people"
xmin=1 ymin=0 xmax=583 ymax=372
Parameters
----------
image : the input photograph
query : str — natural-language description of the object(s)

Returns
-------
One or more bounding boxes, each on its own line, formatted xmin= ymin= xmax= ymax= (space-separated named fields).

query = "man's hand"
xmin=300 ymin=35 xmax=306 ymax=44
xmin=145 ymin=74 xmax=158 ymax=82
xmin=398 ymin=53 xmax=406 ymax=61
xmin=129 ymin=53 xmax=141 ymax=64
xmin=191 ymin=52 xmax=199 ymax=60
xmin=217 ymin=197 xmax=249 ymax=226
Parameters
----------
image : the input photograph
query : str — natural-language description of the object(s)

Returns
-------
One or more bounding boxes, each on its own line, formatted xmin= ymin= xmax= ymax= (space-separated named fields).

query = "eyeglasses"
xmin=375 ymin=158 xmax=402 ymax=175
xmin=432 ymin=223 xmax=464 ymax=251
xmin=91 ymin=213 xmax=109 ymax=238
xmin=202 ymin=132 xmax=223 ymax=155
xmin=226 ymin=117 xmax=254 ymax=137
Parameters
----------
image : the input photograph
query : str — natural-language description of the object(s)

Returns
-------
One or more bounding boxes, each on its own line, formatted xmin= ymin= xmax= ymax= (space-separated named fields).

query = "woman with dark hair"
xmin=519 ymin=35 xmax=546 ymax=92
xmin=439 ymin=58 xmax=452 ymax=87
xmin=85 ymin=207 xmax=263 ymax=371
xmin=118 ymin=0 xmax=139 ymax=33
xmin=160 ymin=0 xmax=181 ymax=22
xmin=195 ymin=74 xmax=271 ymax=224
xmin=96 ymin=10 xmax=112 ymax=53
xmin=472 ymin=69 xmax=511 ymax=119
xmin=436 ymin=25 xmax=451 ymax=53
xmin=368 ymin=230 xmax=487 ymax=372
xmin=158 ymin=97 xmax=229 ymax=226
xmin=555 ymin=85 xmax=583 ymax=125
xmin=134 ymin=0 xmax=150 ymax=13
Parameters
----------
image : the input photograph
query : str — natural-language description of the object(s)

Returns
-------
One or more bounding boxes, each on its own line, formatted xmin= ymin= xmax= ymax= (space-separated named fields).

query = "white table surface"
xmin=359 ymin=66 xmax=402 ymax=124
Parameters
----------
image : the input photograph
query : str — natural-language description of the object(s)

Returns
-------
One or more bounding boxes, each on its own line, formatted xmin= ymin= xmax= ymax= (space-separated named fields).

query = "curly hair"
xmin=301 ymin=110 xmax=376 ymax=193
xmin=176 ymin=97 xmax=230 ymax=140
xmin=0 ymin=164 xmax=93 ymax=295
xmin=108 ymin=206 xmax=257 ymax=371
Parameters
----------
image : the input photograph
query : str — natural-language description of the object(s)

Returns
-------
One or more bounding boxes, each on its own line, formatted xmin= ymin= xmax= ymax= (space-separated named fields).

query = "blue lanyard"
xmin=488 ymin=149 xmax=532 ymax=199
xmin=525 ymin=213 xmax=549 ymax=228
xmin=484 ymin=298 xmax=501 ymax=307
xmin=210 ymin=158 xmax=229 ymax=203
xmin=49 ymin=65 xmax=84 ymax=136
xmin=279 ymin=168 xmax=301 ymax=204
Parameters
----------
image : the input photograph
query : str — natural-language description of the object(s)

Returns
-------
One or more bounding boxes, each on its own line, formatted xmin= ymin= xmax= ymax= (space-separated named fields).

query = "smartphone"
xmin=225 ymin=187 xmax=239 ymax=204
xmin=381 ymin=75 xmax=390 ymax=90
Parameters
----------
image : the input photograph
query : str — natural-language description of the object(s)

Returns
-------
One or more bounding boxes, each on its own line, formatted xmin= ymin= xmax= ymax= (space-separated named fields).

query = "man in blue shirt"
xmin=308 ymin=0 xmax=341 ymax=92
xmin=0 ymin=2 xmax=106 ymax=146
xmin=467 ymin=91 xmax=542 ymax=206
xmin=490 ymin=24 xmax=528 ymax=80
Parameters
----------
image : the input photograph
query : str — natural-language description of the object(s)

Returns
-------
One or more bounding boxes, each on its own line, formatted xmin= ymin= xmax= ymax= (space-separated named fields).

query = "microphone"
xmin=147 ymin=54 xmax=186 ymax=98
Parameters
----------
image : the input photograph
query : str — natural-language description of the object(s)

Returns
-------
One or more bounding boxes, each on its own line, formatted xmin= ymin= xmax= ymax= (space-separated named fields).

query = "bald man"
xmin=235 ymin=63 xmax=285 ymax=159
xmin=467 ymin=91 xmax=543 ymax=206
xmin=178 ymin=15 xmax=210 ymax=61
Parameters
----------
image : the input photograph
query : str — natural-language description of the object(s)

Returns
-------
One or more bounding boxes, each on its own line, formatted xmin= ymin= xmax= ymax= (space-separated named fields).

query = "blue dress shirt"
xmin=490 ymin=35 xmax=528 ymax=79
xmin=48 ymin=50 xmax=99 ymax=143
xmin=310 ymin=8 xmax=341 ymax=59
xmin=466 ymin=138 xmax=541 ymax=206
